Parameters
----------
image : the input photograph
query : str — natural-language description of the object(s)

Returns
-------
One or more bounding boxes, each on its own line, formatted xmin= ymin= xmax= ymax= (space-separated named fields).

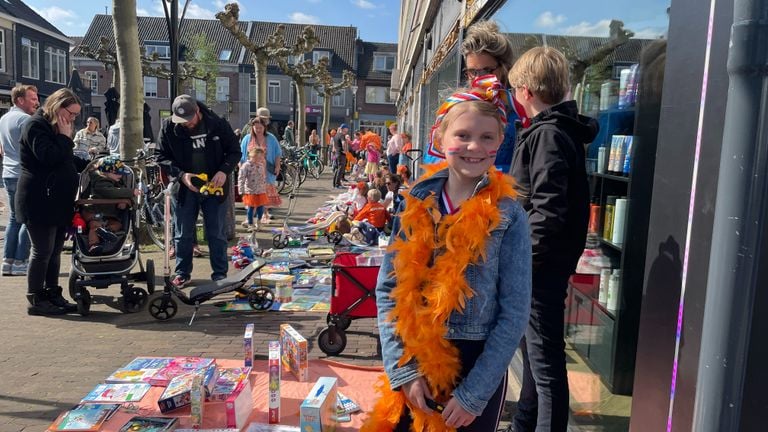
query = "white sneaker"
xmin=241 ymin=220 xmax=250 ymax=228
xmin=11 ymin=261 xmax=27 ymax=276
xmin=1 ymin=261 xmax=12 ymax=276
xmin=254 ymin=221 xmax=261 ymax=231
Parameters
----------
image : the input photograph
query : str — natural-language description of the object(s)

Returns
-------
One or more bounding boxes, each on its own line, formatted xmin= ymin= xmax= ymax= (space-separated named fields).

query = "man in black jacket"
xmin=508 ymin=48 xmax=598 ymax=431
xmin=332 ymin=123 xmax=349 ymax=188
xmin=157 ymin=95 xmax=241 ymax=287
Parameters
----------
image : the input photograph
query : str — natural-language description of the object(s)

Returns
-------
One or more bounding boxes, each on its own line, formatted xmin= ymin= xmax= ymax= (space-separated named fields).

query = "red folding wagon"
xmin=317 ymin=252 xmax=380 ymax=356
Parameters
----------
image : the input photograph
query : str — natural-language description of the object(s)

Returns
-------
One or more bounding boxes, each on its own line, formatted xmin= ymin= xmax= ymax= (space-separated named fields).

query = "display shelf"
xmin=599 ymin=237 xmax=624 ymax=252
xmin=569 ymin=281 xmax=617 ymax=320
xmin=592 ymin=172 xmax=630 ymax=183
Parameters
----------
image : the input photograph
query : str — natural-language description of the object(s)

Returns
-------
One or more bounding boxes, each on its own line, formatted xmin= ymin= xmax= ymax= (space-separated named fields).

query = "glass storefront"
xmin=482 ymin=1 xmax=670 ymax=429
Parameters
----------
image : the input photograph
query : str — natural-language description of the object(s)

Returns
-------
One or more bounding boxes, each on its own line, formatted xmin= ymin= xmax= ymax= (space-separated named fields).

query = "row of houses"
xmin=0 ymin=1 xmax=397 ymax=140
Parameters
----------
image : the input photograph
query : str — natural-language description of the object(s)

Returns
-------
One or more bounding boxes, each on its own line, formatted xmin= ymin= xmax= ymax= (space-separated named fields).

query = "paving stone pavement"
xmin=0 ymin=171 xmax=517 ymax=431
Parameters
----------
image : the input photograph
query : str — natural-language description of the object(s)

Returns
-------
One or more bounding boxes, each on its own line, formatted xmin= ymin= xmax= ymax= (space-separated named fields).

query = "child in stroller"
xmin=81 ymin=156 xmax=139 ymax=255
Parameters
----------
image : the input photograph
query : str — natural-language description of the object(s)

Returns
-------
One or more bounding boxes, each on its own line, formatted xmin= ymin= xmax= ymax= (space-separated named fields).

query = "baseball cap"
xmin=256 ymin=107 xmax=271 ymax=119
xmin=171 ymin=94 xmax=198 ymax=124
xmin=339 ymin=123 xmax=349 ymax=130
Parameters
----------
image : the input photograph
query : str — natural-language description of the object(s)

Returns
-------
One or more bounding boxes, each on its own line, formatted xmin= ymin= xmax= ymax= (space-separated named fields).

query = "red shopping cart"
xmin=317 ymin=252 xmax=380 ymax=356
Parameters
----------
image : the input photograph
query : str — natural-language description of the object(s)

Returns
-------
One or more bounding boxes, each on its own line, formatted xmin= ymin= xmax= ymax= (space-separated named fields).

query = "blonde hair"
xmin=42 ymin=88 xmax=81 ymax=133
xmin=461 ymin=20 xmax=515 ymax=86
xmin=248 ymin=147 xmax=265 ymax=158
xmin=508 ymin=46 xmax=570 ymax=105
xmin=11 ymin=84 xmax=37 ymax=103
xmin=367 ymin=188 xmax=381 ymax=202
xmin=437 ymin=98 xmax=506 ymax=140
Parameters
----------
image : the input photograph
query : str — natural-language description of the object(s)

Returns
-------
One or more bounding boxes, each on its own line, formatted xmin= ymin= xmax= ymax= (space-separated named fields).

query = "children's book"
xmin=148 ymin=357 xmax=215 ymax=386
xmin=207 ymin=367 xmax=251 ymax=402
xmin=81 ymin=383 xmax=151 ymax=403
xmin=106 ymin=357 xmax=173 ymax=384
xmin=48 ymin=403 xmax=120 ymax=431
xmin=118 ymin=416 xmax=178 ymax=432
xmin=157 ymin=366 xmax=218 ymax=413
xmin=336 ymin=391 xmax=361 ymax=415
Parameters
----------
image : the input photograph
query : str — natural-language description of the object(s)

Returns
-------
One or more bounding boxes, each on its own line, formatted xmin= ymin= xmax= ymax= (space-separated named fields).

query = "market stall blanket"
xmin=49 ymin=359 xmax=384 ymax=431
xmin=219 ymin=284 xmax=332 ymax=312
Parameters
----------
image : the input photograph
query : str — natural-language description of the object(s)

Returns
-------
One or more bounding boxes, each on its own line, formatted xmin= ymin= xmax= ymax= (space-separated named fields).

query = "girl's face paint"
xmin=446 ymin=147 xmax=462 ymax=155
xmin=487 ymin=149 xmax=498 ymax=157
xmin=442 ymin=111 xmax=503 ymax=183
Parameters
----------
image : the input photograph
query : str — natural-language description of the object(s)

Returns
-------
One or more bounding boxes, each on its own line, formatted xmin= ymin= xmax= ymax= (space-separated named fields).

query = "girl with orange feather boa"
xmin=363 ymin=76 xmax=532 ymax=431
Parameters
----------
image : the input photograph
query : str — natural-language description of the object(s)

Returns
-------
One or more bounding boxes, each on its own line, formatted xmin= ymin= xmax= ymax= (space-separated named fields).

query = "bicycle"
xmin=126 ymin=147 xmax=171 ymax=250
xmin=299 ymin=148 xmax=324 ymax=180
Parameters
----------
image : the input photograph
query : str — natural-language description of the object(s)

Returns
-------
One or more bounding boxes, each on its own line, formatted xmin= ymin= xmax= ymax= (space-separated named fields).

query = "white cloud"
xmin=352 ymin=0 xmax=376 ymax=9
xmin=288 ymin=12 xmax=319 ymax=25
xmin=32 ymin=6 xmax=77 ymax=23
xmin=631 ymin=27 xmax=665 ymax=39
xmin=136 ymin=8 xmax=150 ymax=16
xmin=213 ymin=0 xmax=245 ymax=14
xmin=535 ymin=11 xmax=566 ymax=28
xmin=562 ymin=19 xmax=612 ymax=37
xmin=183 ymin=4 xmax=216 ymax=19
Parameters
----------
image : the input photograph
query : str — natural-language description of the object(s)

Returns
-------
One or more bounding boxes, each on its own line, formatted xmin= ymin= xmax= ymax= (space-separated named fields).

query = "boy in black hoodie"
xmin=508 ymin=47 xmax=598 ymax=432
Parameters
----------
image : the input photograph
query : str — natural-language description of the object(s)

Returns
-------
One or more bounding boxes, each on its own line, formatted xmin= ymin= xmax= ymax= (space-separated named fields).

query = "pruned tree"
xmin=112 ymin=0 xmax=143 ymax=160
xmin=216 ymin=3 xmax=320 ymax=144
xmin=311 ymin=56 xmax=355 ymax=149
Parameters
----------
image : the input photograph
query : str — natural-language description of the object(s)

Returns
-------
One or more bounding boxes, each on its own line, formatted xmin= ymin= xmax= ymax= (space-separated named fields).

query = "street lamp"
xmin=350 ymin=84 xmax=358 ymax=131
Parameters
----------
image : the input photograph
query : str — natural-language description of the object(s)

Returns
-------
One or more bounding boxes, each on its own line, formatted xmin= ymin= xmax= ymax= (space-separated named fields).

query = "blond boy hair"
xmin=367 ymin=188 xmax=381 ymax=202
xmin=508 ymin=46 xmax=570 ymax=105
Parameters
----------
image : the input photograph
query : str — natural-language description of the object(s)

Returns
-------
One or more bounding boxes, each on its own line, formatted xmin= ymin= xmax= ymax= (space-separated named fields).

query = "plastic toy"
xmin=192 ymin=173 xmax=224 ymax=196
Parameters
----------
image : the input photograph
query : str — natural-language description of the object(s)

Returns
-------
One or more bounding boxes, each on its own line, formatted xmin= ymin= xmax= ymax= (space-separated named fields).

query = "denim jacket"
xmin=375 ymin=168 xmax=532 ymax=416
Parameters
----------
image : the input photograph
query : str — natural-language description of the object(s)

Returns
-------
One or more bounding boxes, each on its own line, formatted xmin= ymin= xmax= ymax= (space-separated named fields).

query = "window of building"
xmin=21 ymin=37 xmax=39 ymax=79
xmin=288 ymin=54 xmax=303 ymax=66
xmin=332 ymin=91 xmax=345 ymax=107
xmin=219 ymin=49 xmax=232 ymax=61
xmin=216 ymin=77 xmax=229 ymax=102
xmin=145 ymin=43 xmax=170 ymax=59
xmin=0 ymin=30 xmax=5 ymax=72
xmin=365 ymin=86 xmax=392 ymax=104
xmin=84 ymin=71 xmax=98 ymax=94
xmin=44 ymin=46 xmax=67 ymax=84
xmin=193 ymin=78 xmax=206 ymax=101
xmin=310 ymin=88 xmax=323 ymax=106
xmin=268 ymin=80 xmax=281 ymax=104
xmin=144 ymin=76 xmax=158 ymax=98
xmin=373 ymin=53 xmax=395 ymax=72
xmin=313 ymin=50 xmax=331 ymax=65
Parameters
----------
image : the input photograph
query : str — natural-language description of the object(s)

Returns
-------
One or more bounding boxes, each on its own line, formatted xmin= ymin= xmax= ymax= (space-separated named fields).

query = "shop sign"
xmin=305 ymin=106 xmax=322 ymax=114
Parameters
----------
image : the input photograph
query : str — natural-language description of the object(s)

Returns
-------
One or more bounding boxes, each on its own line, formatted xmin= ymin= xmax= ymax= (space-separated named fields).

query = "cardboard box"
xmin=300 ymin=377 xmax=338 ymax=432
xmin=157 ymin=366 xmax=218 ymax=413
xmin=207 ymin=367 xmax=251 ymax=402
xmin=268 ymin=341 xmax=281 ymax=424
xmin=279 ymin=324 xmax=309 ymax=382
xmin=244 ymin=323 xmax=255 ymax=368
xmin=225 ymin=378 xmax=253 ymax=429
xmin=190 ymin=373 xmax=205 ymax=428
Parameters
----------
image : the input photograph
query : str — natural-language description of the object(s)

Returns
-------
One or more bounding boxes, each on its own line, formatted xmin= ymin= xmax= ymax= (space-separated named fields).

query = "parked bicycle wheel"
xmin=142 ymin=192 xmax=168 ymax=250
xmin=309 ymin=159 xmax=323 ymax=179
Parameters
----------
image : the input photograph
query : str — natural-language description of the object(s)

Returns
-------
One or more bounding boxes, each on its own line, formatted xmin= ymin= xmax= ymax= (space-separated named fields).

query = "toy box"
xmin=149 ymin=357 xmax=215 ymax=387
xmin=157 ymin=366 xmax=218 ymax=413
xmin=189 ymin=373 xmax=205 ymax=428
xmin=207 ymin=367 xmax=251 ymax=402
xmin=299 ymin=377 xmax=338 ymax=432
xmin=279 ymin=324 xmax=309 ymax=382
xmin=268 ymin=341 xmax=281 ymax=424
xmin=224 ymin=378 xmax=253 ymax=429
xmin=244 ymin=323 xmax=255 ymax=367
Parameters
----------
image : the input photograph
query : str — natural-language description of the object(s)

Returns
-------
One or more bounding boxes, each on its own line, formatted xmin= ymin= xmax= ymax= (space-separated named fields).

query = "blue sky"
xmin=23 ymin=0 xmax=402 ymax=42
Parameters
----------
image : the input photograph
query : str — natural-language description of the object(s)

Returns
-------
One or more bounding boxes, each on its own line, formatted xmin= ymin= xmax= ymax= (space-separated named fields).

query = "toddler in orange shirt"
xmin=353 ymin=189 xmax=390 ymax=230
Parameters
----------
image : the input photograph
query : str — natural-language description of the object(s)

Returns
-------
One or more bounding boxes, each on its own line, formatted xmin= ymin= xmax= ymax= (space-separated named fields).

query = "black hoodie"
xmin=510 ymin=100 xmax=598 ymax=289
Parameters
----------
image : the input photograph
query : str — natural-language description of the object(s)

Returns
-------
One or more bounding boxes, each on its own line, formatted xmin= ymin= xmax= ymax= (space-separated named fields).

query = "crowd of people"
xmin=0 ymin=17 xmax=596 ymax=432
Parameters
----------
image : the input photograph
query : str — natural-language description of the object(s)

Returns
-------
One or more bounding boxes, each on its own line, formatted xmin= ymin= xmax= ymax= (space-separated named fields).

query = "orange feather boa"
xmin=361 ymin=165 xmax=517 ymax=432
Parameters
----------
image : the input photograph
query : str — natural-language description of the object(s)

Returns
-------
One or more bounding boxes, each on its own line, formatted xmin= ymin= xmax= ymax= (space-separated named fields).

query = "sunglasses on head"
xmin=463 ymin=65 xmax=499 ymax=78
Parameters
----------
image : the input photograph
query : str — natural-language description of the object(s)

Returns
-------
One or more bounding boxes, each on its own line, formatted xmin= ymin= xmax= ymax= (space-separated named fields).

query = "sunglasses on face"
xmin=463 ymin=65 xmax=499 ymax=79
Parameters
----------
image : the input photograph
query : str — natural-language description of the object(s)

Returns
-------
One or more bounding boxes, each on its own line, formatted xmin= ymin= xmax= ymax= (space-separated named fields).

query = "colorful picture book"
xmin=157 ymin=366 xmax=218 ymax=413
xmin=48 ymin=403 xmax=120 ymax=431
xmin=118 ymin=416 xmax=178 ymax=432
xmin=81 ymin=383 xmax=151 ymax=403
xmin=148 ymin=357 xmax=215 ymax=386
xmin=336 ymin=391 xmax=361 ymax=415
xmin=106 ymin=357 xmax=173 ymax=384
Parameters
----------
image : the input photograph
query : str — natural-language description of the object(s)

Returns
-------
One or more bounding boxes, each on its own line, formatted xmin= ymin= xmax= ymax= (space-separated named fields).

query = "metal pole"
xmin=169 ymin=0 xmax=179 ymax=100
xmin=693 ymin=0 xmax=768 ymax=430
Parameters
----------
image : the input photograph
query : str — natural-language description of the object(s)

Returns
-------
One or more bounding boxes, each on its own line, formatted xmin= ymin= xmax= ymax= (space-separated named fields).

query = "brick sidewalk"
xmin=0 ymin=172 xmax=519 ymax=431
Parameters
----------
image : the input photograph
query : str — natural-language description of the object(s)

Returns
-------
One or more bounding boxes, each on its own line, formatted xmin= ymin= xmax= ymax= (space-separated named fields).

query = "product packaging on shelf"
xmin=612 ymin=198 xmax=628 ymax=245
xmin=603 ymin=196 xmax=617 ymax=241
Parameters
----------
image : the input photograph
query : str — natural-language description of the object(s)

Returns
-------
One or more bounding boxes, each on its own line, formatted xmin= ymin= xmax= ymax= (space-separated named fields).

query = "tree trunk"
xmin=255 ymin=56 xmax=268 ymax=109
xmin=112 ymin=0 xmax=143 ymax=160
xmin=321 ymin=95 xmax=331 ymax=152
xmin=112 ymin=66 xmax=120 ymax=89
xmin=295 ymin=81 xmax=307 ymax=147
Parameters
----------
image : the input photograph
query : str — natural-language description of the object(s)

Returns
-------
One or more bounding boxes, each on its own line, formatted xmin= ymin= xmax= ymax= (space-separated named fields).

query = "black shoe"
xmin=96 ymin=227 xmax=118 ymax=243
xmin=27 ymin=299 xmax=69 ymax=316
xmin=88 ymin=244 xmax=104 ymax=255
xmin=45 ymin=286 xmax=78 ymax=313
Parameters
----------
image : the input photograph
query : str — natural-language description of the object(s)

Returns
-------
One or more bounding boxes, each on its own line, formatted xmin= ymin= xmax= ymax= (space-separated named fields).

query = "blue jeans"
xmin=388 ymin=154 xmax=399 ymax=171
xmin=174 ymin=192 xmax=228 ymax=280
xmin=513 ymin=280 xmax=570 ymax=432
xmin=3 ymin=178 xmax=30 ymax=262
xmin=245 ymin=206 xmax=264 ymax=224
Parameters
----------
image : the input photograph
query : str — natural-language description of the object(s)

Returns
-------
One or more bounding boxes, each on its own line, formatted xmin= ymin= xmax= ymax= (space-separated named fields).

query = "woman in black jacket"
xmin=17 ymin=88 xmax=87 ymax=315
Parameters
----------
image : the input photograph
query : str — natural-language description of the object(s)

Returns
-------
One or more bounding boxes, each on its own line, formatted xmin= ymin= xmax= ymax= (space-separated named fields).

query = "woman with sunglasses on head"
xmin=73 ymin=116 xmax=107 ymax=160
xmin=461 ymin=20 xmax=530 ymax=174
xmin=17 ymin=88 xmax=89 ymax=315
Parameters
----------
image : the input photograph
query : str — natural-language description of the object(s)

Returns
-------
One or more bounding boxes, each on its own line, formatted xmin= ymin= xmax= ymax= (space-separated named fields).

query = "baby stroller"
xmin=272 ymin=180 xmax=347 ymax=248
xmin=68 ymin=158 xmax=155 ymax=316
xmin=318 ymin=252 xmax=380 ymax=356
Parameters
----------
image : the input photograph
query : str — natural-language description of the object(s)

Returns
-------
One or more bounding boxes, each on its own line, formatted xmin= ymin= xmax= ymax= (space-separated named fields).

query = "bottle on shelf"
xmin=599 ymin=268 xmax=611 ymax=306
xmin=603 ymin=196 xmax=617 ymax=241
xmin=612 ymin=198 xmax=628 ymax=245
xmin=588 ymin=203 xmax=601 ymax=235
xmin=622 ymin=136 xmax=634 ymax=175
xmin=597 ymin=147 xmax=607 ymax=174
xmin=607 ymin=270 xmax=621 ymax=312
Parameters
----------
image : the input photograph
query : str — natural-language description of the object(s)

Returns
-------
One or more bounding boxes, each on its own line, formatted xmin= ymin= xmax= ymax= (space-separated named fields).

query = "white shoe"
xmin=254 ymin=221 xmax=261 ymax=231
xmin=11 ymin=261 xmax=27 ymax=276
xmin=1 ymin=261 xmax=12 ymax=276
xmin=241 ymin=221 xmax=251 ymax=229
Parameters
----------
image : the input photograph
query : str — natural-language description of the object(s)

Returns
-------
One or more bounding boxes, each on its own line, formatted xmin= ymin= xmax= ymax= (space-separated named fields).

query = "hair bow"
xmin=427 ymin=75 xmax=509 ymax=159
